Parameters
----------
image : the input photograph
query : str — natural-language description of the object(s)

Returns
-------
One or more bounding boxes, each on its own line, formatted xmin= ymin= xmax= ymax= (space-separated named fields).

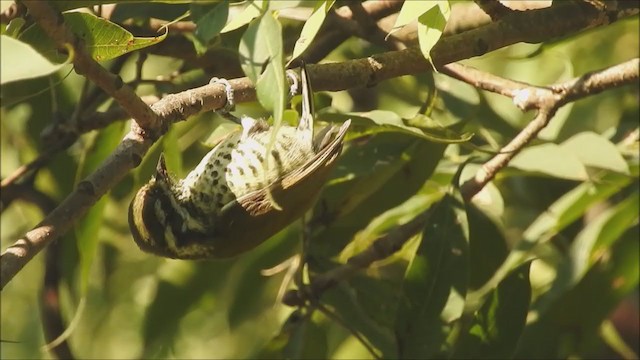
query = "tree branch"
xmin=20 ymin=1 xmax=161 ymax=133
xmin=456 ymin=58 xmax=640 ymax=200
xmin=284 ymin=57 xmax=639 ymax=307
xmin=473 ymin=0 xmax=515 ymax=20
xmin=1 ymin=1 xmax=637 ymax=289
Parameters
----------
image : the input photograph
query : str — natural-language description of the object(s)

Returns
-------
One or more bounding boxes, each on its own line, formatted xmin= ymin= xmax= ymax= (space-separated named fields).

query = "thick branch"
xmin=473 ymin=0 xmax=515 ymax=20
xmin=284 ymin=58 xmax=639 ymax=306
xmin=21 ymin=1 xmax=160 ymax=132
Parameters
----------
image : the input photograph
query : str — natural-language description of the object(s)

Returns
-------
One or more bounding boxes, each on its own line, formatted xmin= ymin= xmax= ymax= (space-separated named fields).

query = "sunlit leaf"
xmin=0 ymin=35 xmax=71 ymax=84
xmin=523 ymin=171 xmax=633 ymax=243
xmin=321 ymin=111 xmax=473 ymax=144
xmin=560 ymin=131 xmax=629 ymax=174
xmin=388 ymin=1 xmax=440 ymax=37
xmin=417 ymin=1 xmax=450 ymax=63
xmin=221 ymin=0 xmax=264 ymax=33
xmin=239 ymin=11 xmax=286 ymax=118
xmin=509 ymin=143 xmax=589 ymax=181
xmin=20 ymin=12 xmax=166 ymax=62
xmin=289 ymin=0 xmax=336 ymax=63
xmin=339 ymin=187 xmax=444 ymax=263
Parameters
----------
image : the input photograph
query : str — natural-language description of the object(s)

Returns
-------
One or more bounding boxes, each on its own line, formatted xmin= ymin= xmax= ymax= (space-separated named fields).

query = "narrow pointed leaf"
xmin=395 ymin=188 xmax=469 ymax=359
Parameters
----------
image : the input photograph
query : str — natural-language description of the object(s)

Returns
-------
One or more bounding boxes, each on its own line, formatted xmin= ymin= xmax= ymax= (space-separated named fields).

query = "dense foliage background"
xmin=1 ymin=1 xmax=638 ymax=359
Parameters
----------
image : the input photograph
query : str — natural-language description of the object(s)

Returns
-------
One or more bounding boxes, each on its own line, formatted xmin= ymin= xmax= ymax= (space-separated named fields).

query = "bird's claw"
xmin=286 ymin=70 xmax=299 ymax=98
xmin=210 ymin=77 xmax=240 ymax=123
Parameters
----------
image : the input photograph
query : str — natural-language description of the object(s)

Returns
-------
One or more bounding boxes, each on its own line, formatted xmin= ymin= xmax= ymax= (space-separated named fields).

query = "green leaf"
xmin=191 ymin=2 xmax=229 ymax=48
xmin=203 ymin=122 xmax=241 ymax=147
xmin=469 ymin=170 xmax=634 ymax=306
xmin=74 ymin=121 xmax=126 ymax=293
xmin=240 ymin=11 xmax=286 ymax=117
xmin=523 ymin=171 xmax=633 ymax=243
xmin=509 ymin=143 xmax=589 ymax=181
xmin=395 ymin=188 xmax=469 ymax=359
xmin=160 ymin=126 xmax=183 ymax=176
xmin=289 ymin=0 xmax=336 ymax=63
xmin=323 ymin=274 xmax=400 ymax=358
xmin=453 ymin=263 xmax=531 ymax=359
xmin=254 ymin=13 xmax=286 ymax=118
xmin=311 ymin=133 xmax=447 ymax=258
xmin=515 ymin=231 xmax=639 ymax=358
xmin=389 ymin=0 xmax=451 ymax=59
xmin=417 ymin=1 xmax=450 ymax=63
xmin=239 ymin=11 xmax=286 ymax=207
xmin=257 ymin=310 xmax=306 ymax=358
xmin=588 ymin=192 xmax=639 ymax=260
xmin=388 ymin=1 xmax=441 ymax=37
xmin=0 ymin=35 xmax=71 ymax=85
xmin=321 ymin=111 xmax=473 ymax=144
xmin=221 ymin=0 xmax=264 ymax=33
xmin=560 ymin=131 xmax=629 ymax=174
xmin=533 ymin=191 xmax=639 ymax=315
xmin=19 ymin=12 xmax=166 ymax=63
xmin=5 ymin=17 xmax=26 ymax=37
xmin=338 ymin=187 xmax=445 ymax=263
xmin=465 ymin=203 xmax=509 ymax=290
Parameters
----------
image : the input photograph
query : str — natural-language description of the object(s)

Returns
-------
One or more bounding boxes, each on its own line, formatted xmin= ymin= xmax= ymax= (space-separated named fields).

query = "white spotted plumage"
xmin=128 ymin=63 xmax=351 ymax=259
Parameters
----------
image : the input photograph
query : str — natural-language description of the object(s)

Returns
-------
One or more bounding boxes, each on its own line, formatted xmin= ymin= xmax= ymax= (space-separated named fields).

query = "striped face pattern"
xmin=128 ymin=64 xmax=350 ymax=259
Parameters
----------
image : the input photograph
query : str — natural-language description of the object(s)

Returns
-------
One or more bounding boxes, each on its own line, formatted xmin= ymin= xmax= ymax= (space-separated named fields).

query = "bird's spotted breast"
xmin=225 ymin=126 xmax=314 ymax=197
xmin=174 ymin=123 xmax=314 ymax=225
xmin=128 ymin=62 xmax=350 ymax=259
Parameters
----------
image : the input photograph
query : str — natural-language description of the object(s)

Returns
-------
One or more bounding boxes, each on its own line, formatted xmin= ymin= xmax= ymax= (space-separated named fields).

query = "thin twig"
xmin=0 ymin=153 xmax=53 ymax=189
xmin=283 ymin=57 xmax=639 ymax=306
xmin=458 ymin=58 xmax=639 ymax=200
xmin=21 ymin=1 xmax=160 ymax=132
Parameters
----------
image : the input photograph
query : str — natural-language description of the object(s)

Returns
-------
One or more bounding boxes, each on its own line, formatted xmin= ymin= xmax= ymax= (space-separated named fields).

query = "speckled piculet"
xmin=128 ymin=64 xmax=350 ymax=259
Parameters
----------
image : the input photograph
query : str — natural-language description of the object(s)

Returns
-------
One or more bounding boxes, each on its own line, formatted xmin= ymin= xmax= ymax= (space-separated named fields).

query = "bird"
xmin=128 ymin=63 xmax=350 ymax=259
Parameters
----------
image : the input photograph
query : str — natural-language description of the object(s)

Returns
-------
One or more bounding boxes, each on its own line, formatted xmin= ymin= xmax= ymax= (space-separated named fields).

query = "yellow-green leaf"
xmin=289 ymin=0 xmax=335 ymax=63
xmin=560 ymin=131 xmax=629 ymax=174
xmin=417 ymin=1 xmax=450 ymax=63
xmin=20 ymin=11 xmax=166 ymax=63
xmin=0 ymin=35 xmax=71 ymax=84
xmin=388 ymin=1 xmax=445 ymax=37
xmin=510 ymin=143 xmax=588 ymax=181
xmin=221 ymin=0 xmax=264 ymax=33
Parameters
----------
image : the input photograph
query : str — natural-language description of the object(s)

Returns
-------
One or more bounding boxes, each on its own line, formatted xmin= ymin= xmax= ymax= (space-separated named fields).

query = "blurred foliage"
xmin=1 ymin=1 xmax=638 ymax=359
